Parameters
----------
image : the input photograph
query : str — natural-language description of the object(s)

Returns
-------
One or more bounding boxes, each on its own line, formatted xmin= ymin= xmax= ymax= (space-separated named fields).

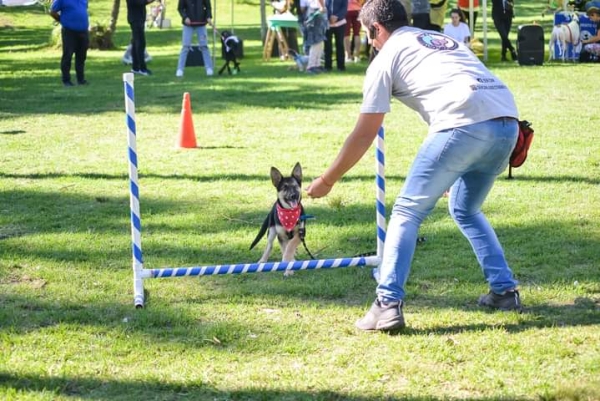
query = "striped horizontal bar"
xmin=145 ymin=256 xmax=381 ymax=278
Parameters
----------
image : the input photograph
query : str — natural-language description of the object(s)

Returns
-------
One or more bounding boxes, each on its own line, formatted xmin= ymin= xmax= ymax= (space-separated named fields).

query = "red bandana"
xmin=276 ymin=203 xmax=301 ymax=231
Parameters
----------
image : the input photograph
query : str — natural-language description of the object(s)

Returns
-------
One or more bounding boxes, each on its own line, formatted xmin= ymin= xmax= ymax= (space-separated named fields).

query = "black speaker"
xmin=517 ymin=25 xmax=544 ymax=66
xmin=185 ymin=46 xmax=205 ymax=67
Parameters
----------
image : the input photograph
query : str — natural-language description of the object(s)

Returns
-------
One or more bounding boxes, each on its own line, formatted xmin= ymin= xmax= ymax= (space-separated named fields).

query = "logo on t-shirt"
xmin=417 ymin=33 xmax=458 ymax=51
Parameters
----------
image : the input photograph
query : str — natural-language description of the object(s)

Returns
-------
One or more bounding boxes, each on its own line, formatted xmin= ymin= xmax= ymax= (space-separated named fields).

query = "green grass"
xmin=1 ymin=1 xmax=599 ymax=400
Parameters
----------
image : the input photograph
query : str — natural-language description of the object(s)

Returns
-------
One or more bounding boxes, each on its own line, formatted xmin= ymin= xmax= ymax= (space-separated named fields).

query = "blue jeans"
xmin=377 ymin=117 xmax=519 ymax=303
xmin=177 ymin=25 xmax=213 ymax=72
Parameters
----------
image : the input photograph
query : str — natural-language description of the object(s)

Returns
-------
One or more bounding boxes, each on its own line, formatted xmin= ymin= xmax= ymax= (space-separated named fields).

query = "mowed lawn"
xmin=0 ymin=1 xmax=599 ymax=400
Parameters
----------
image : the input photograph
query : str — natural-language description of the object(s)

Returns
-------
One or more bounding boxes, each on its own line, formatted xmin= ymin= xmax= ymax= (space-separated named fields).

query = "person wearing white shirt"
xmin=443 ymin=8 xmax=471 ymax=47
xmin=307 ymin=0 xmax=522 ymax=331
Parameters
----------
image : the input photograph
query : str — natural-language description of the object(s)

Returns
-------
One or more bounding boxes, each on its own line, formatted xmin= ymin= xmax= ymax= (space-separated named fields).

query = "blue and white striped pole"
xmin=375 ymin=127 xmax=386 ymax=260
xmin=148 ymin=256 xmax=380 ymax=278
xmin=370 ymin=126 xmax=386 ymax=283
xmin=123 ymin=73 xmax=145 ymax=308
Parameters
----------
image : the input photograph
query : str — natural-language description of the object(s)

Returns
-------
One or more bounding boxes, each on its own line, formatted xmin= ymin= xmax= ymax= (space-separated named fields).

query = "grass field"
xmin=1 ymin=1 xmax=599 ymax=400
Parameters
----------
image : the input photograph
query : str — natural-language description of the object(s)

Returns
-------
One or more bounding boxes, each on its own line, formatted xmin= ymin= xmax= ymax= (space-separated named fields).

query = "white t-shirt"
xmin=443 ymin=22 xmax=471 ymax=45
xmin=360 ymin=27 xmax=518 ymax=134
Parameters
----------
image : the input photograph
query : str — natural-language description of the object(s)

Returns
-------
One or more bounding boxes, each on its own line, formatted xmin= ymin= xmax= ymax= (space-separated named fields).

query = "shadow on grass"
xmin=0 ymin=178 xmax=599 ymax=338
xmin=0 ymin=282 xmax=598 ymax=341
xmin=0 ymin=59 xmax=366 ymax=116
xmin=1 ymin=171 xmax=599 ymax=186
xmin=0 ymin=180 xmax=598 ymax=270
xmin=395 ymin=294 xmax=600 ymax=336
xmin=1 ymin=370 xmax=550 ymax=401
xmin=0 ymin=21 xmax=366 ymax=116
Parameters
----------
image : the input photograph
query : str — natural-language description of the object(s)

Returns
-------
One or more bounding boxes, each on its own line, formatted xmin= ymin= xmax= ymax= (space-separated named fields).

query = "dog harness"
xmin=276 ymin=203 xmax=301 ymax=231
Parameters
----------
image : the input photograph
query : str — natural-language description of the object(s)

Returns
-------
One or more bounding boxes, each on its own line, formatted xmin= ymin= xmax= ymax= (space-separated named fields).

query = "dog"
xmin=288 ymin=49 xmax=309 ymax=72
xmin=218 ymin=30 xmax=241 ymax=75
xmin=548 ymin=13 xmax=582 ymax=61
xmin=250 ymin=163 xmax=305 ymax=275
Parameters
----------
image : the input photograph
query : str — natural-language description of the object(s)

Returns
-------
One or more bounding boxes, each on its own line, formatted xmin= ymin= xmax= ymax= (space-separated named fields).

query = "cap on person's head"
xmin=585 ymin=1 xmax=600 ymax=13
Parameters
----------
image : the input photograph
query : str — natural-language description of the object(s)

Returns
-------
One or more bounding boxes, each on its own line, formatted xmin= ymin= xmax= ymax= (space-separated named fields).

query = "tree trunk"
xmin=260 ymin=0 xmax=266 ymax=41
xmin=109 ymin=0 xmax=121 ymax=34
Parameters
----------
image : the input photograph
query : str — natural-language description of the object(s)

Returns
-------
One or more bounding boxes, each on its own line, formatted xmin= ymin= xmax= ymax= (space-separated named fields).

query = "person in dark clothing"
xmin=324 ymin=0 xmax=348 ymax=71
xmin=175 ymin=0 xmax=214 ymax=77
xmin=411 ymin=0 xmax=430 ymax=29
xmin=50 ymin=0 xmax=89 ymax=86
xmin=126 ymin=0 xmax=156 ymax=75
xmin=492 ymin=0 xmax=517 ymax=62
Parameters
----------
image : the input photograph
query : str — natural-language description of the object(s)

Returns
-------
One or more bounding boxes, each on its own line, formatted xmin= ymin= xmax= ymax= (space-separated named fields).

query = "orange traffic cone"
xmin=178 ymin=92 xmax=197 ymax=148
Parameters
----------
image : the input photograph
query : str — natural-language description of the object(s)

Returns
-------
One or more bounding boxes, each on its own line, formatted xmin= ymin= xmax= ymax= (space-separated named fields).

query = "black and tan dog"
xmin=250 ymin=163 xmax=305 ymax=273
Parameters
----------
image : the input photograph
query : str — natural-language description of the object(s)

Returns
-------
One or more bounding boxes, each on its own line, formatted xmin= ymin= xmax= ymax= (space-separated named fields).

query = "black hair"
xmin=359 ymin=0 xmax=409 ymax=36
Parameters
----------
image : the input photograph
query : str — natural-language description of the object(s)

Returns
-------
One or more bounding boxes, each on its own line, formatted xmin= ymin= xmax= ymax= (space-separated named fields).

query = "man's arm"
xmin=49 ymin=0 xmax=60 ymax=23
xmin=306 ymin=112 xmax=385 ymax=198
xmin=50 ymin=10 xmax=60 ymax=23
xmin=205 ymin=0 xmax=213 ymax=21
xmin=178 ymin=0 xmax=188 ymax=21
xmin=583 ymin=31 xmax=600 ymax=44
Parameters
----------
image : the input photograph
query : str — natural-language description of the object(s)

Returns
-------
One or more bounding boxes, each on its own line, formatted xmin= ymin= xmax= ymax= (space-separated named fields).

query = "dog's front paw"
xmin=283 ymin=270 xmax=295 ymax=277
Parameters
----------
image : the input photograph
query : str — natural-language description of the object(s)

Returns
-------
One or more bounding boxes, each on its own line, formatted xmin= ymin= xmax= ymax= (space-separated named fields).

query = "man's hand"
xmin=207 ymin=18 xmax=216 ymax=31
xmin=306 ymin=176 xmax=334 ymax=198
xmin=184 ymin=17 xmax=191 ymax=25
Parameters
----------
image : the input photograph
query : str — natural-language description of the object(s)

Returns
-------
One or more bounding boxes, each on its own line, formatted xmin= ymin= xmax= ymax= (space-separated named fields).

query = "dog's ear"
xmin=270 ymin=167 xmax=283 ymax=188
xmin=291 ymin=162 xmax=302 ymax=185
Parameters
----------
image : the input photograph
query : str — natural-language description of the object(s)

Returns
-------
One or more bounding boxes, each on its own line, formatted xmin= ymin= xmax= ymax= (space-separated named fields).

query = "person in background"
xmin=325 ymin=0 xmax=348 ymax=71
xmin=428 ymin=0 xmax=447 ymax=31
xmin=443 ymin=8 xmax=471 ymax=47
xmin=49 ymin=0 xmax=89 ymax=86
xmin=457 ymin=0 xmax=478 ymax=35
xmin=579 ymin=3 xmax=600 ymax=62
xmin=344 ymin=0 xmax=363 ymax=62
xmin=126 ymin=0 xmax=156 ymax=75
xmin=302 ymin=0 xmax=328 ymax=74
xmin=492 ymin=0 xmax=517 ymax=61
xmin=411 ymin=0 xmax=430 ymax=29
xmin=307 ymin=0 xmax=522 ymax=332
xmin=293 ymin=0 xmax=311 ymax=55
xmin=176 ymin=0 xmax=214 ymax=77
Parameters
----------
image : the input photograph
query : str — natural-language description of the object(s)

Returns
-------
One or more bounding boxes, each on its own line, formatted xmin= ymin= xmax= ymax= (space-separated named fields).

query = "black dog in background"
xmin=219 ymin=30 xmax=241 ymax=75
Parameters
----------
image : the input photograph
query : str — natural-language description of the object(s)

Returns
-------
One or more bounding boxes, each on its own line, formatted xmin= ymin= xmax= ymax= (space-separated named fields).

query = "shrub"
xmin=89 ymin=21 xmax=115 ymax=50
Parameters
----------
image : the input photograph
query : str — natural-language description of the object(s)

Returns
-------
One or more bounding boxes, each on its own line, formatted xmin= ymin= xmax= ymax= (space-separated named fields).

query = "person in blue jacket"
xmin=50 ymin=0 xmax=89 ymax=86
